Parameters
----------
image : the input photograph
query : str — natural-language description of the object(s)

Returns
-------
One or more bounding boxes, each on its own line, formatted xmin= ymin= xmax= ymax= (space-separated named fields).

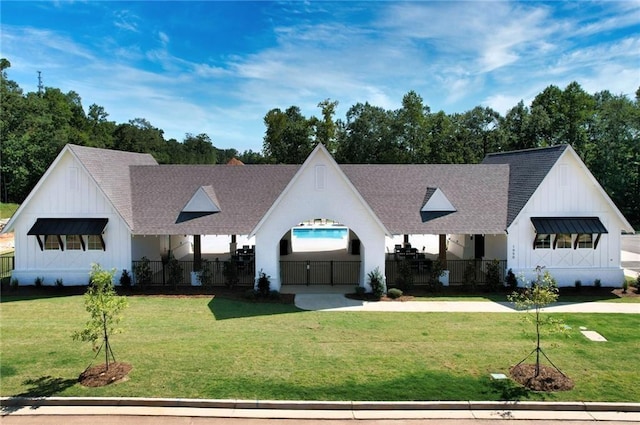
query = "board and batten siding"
xmin=507 ymin=150 xmax=625 ymax=287
xmin=11 ymin=150 xmax=132 ymax=285
xmin=253 ymin=147 xmax=387 ymax=291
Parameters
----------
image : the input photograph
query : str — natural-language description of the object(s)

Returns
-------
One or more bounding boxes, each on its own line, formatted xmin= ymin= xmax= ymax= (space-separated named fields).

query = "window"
xmin=577 ymin=234 xmax=593 ymax=249
xmin=88 ymin=235 xmax=103 ymax=250
xmin=44 ymin=235 xmax=60 ymax=250
xmin=534 ymin=233 xmax=550 ymax=249
xmin=66 ymin=235 xmax=83 ymax=250
xmin=555 ymin=234 xmax=572 ymax=249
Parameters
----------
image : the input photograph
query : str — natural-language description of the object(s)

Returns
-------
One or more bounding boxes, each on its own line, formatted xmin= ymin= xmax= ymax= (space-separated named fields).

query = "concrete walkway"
xmin=294 ymin=294 xmax=640 ymax=313
xmin=2 ymin=398 xmax=640 ymax=423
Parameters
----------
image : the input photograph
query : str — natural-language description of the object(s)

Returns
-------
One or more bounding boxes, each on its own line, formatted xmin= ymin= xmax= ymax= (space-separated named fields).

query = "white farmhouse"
xmin=3 ymin=143 xmax=633 ymax=289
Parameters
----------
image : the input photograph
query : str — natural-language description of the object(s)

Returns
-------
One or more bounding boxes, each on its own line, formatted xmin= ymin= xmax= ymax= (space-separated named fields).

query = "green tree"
xmin=508 ymin=266 xmax=563 ymax=377
xmin=182 ymin=133 xmax=217 ymax=164
xmin=263 ymin=106 xmax=314 ymax=163
xmin=311 ymin=99 xmax=339 ymax=153
xmin=393 ymin=90 xmax=430 ymax=163
xmin=72 ymin=264 xmax=128 ymax=370
xmin=335 ymin=102 xmax=398 ymax=163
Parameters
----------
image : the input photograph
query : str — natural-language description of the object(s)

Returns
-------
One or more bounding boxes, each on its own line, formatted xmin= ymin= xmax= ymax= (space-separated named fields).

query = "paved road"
xmin=3 ymin=417 xmax=638 ymax=425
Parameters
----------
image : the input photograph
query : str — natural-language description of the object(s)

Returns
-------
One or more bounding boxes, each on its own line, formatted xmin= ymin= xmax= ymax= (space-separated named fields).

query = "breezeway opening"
xmin=279 ymin=218 xmax=361 ymax=287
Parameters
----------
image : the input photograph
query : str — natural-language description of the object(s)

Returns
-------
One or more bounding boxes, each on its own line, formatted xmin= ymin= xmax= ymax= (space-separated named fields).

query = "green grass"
xmin=1 ymin=295 xmax=638 ymax=402
xmin=0 ymin=203 xmax=19 ymax=220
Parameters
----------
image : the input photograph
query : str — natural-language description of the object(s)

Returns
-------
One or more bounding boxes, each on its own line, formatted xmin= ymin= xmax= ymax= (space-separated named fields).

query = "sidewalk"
xmin=3 ymin=397 xmax=640 ymax=423
xmin=294 ymin=294 xmax=640 ymax=313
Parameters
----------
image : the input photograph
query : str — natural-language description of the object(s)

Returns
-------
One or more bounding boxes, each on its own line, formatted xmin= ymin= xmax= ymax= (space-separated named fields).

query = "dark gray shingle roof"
xmin=130 ymin=164 xmax=299 ymax=235
xmin=343 ymin=164 xmax=510 ymax=234
xmin=69 ymin=145 xmax=158 ymax=229
xmin=129 ymin=163 xmax=510 ymax=235
xmin=482 ymin=145 xmax=568 ymax=227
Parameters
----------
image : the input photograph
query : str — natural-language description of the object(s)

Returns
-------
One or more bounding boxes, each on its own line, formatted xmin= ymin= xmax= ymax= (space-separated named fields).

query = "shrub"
xmin=34 ymin=276 xmax=44 ymax=287
xmin=55 ymin=278 xmax=64 ymax=287
xmin=368 ymin=267 xmax=386 ymax=298
xmin=257 ymin=270 xmax=271 ymax=297
xmin=463 ymin=262 xmax=477 ymax=291
xmin=355 ymin=286 xmax=366 ymax=296
xmin=574 ymin=279 xmax=582 ymax=291
xmin=119 ymin=269 xmax=132 ymax=288
xmin=428 ymin=260 xmax=444 ymax=292
xmin=223 ymin=259 xmax=239 ymax=288
xmin=198 ymin=259 xmax=212 ymax=286
xmin=134 ymin=257 xmax=152 ymax=288
xmin=594 ymin=278 xmax=601 ymax=289
xmin=635 ymin=274 xmax=640 ymax=288
xmin=506 ymin=268 xmax=518 ymax=290
xmin=10 ymin=278 xmax=19 ymax=291
xmin=622 ymin=280 xmax=628 ymax=294
xmin=396 ymin=259 xmax=414 ymax=290
xmin=269 ymin=290 xmax=281 ymax=300
xmin=167 ymin=255 xmax=183 ymax=289
xmin=387 ymin=287 xmax=403 ymax=299
xmin=243 ymin=288 xmax=257 ymax=300
xmin=485 ymin=259 xmax=502 ymax=292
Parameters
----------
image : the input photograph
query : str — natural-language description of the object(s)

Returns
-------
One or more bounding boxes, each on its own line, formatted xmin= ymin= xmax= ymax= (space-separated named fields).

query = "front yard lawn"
xmin=1 ymin=294 xmax=637 ymax=402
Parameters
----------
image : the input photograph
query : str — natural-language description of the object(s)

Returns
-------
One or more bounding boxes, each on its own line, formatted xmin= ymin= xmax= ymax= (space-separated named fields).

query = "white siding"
xmin=12 ymin=151 xmax=132 ymax=285
xmin=254 ymin=148 xmax=387 ymax=291
xmin=507 ymin=150 xmax=625 ymax=286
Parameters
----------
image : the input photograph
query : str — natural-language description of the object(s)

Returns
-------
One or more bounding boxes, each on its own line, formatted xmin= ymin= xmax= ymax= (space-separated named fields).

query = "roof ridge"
xmin=485 ymin=144 xmax=568 ymax=158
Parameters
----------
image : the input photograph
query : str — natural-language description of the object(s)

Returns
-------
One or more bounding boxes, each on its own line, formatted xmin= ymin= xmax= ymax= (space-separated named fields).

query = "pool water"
xmin=293 ymin=227 xmax=348 ymax=239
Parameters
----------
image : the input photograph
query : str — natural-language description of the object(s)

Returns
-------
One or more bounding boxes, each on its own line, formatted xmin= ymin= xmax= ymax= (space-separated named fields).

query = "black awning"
xmin=530 ymin=217 xmax=608 ymax=234
xmin=27 ymin=218 xmax=108 ymax=235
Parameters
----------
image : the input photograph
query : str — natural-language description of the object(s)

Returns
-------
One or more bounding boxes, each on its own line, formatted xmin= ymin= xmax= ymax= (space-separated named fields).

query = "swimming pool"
xmin=293 ymin=227 xmax=348 ymax=239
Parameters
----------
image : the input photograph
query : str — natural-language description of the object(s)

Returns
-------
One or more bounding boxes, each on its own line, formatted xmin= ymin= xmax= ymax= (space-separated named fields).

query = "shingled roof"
xmin=130 ymin=164 xmax=299 ymax=235
xmin=482 ymin=145 xmax=568 ymax=227
xmin=343 ymin=164 xmax=510 ymax=234
xmin=68 ymin=145 xmax=158 ymax=229
xmin=128 ymin=162 xmax=510 ymax=235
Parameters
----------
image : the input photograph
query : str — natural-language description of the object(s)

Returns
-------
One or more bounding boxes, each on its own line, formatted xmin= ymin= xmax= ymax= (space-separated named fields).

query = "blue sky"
xmin=2 ymin=1 xmax=639 ymax=153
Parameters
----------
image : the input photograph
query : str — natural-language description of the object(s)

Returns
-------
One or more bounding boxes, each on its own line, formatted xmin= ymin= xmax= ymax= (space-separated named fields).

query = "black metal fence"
xmin=385 ymin=259 xmax=507 ymax=287
xmin=280 ymin=261 xmax=360 ymax=286
xmin=1 ymin=255 xmax=14 ymax=279
xmin=131 ymin=259 xmax=254 ymax=287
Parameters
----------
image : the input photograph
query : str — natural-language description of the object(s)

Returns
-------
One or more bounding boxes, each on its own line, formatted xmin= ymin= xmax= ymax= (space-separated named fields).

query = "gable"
xmin=250 ymin=144 xmax=390 ymax=237
xmin=421 ymin=187 xmax=456 ymax=213
xmin=510 ymin=145 xmax=633 ymax=232
xmin=483 ymin=145 xmax=567 ymax=227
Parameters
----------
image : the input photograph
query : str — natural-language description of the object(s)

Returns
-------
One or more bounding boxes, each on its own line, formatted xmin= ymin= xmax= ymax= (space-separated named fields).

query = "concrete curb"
xmin=2 ymin=397 xmax=639 ymax=412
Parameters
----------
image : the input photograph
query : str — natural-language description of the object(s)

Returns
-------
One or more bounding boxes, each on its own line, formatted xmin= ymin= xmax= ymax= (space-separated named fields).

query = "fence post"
xmin=330 ymin=260 xmax=334 ymax=286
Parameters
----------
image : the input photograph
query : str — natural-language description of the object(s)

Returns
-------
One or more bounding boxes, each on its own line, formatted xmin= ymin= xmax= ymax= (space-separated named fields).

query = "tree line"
xmin=1 ymin=58 xmax=638 ymax=227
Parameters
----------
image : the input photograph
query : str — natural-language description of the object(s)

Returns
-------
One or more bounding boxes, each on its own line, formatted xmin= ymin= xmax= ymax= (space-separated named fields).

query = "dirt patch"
xmin=78 ymin=362 xmax=132 ymax=387
xmin=510 ymin=363 xmax=574 ymax=392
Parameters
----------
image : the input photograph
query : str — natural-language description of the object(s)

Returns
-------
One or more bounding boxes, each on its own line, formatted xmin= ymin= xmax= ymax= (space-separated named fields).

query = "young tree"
xmin=508 ymin=266 xmax=563 ymax=377
xmin=73 ymin=264 xmax=128 ymax=370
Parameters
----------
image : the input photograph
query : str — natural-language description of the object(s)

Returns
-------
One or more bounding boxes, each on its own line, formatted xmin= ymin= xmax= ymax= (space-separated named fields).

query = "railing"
xmin=385 ymin=259 xmax=507 ymax=287
xmin=1 ymin=255 xmax=14 ymax=279
xmin=280 ymin=261 xmax=360 ymax=286
xmin=131 ymin=259 xmax=254 ymax=287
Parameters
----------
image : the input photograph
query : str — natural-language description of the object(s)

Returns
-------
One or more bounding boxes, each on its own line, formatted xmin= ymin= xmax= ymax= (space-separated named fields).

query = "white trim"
xmin=510 ymin=145 xmax=634 ymax=233
xmin=249 ymin=144 xmax=391 ymax=237
xmin=183 ymin=186 xmax=221 ymax=213
xmin=421 ymin=188 xmax=456 ymax=212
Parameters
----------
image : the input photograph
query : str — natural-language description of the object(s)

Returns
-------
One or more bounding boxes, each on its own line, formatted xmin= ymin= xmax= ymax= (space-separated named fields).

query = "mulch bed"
xmin=78 ymin=362 xmax=132 ymax=387
xmin=510 ymin=363 xmax=575 ymax=392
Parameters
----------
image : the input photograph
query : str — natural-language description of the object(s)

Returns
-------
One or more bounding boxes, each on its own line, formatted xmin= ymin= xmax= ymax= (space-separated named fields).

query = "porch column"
xmin=230 ymin=234 xmax=237 ymax=256
xmin=193 ymin=235 xmax=202 ymax=271
xmin=438 ymin=234 xmax=447 ymax=268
